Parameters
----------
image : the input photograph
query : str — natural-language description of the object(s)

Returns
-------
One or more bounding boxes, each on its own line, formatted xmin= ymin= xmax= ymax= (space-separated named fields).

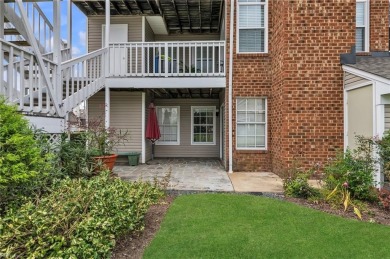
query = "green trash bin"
xmin=127 ymin=152 xmax=140 ymax=166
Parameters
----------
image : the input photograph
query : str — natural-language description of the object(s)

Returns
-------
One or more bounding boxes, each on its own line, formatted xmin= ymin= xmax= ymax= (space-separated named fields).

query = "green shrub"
xmin=0 ymin=172 xmax=164 ymax=258
xmin=324 ymin=137 xmax=377 ymax=201
xmin=375 ymin=131 xmax=390 ymax=181
xmin=284 ymin=172 xmax=319 ymax=199
xmin=0 ymin=98 xmax=53 ymax=213
xmin=57 ymin=133 xmax=95 ymax=178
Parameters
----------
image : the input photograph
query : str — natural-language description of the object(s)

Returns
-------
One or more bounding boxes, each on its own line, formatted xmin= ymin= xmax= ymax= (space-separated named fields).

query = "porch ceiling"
xmin=147 ymin=88 xmax=222 ymax=98
xmin=72 ymin=0 xmax=224 ymax=34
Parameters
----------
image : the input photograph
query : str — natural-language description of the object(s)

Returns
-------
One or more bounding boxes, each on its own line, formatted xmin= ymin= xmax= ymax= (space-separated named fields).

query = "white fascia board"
xmin=25 ymin=116 xmax=65 ymax=133
xmin=342 ymin=65 xmax=390 ymax=86
xmin=106 ymin=77 xmax=226 ymax=89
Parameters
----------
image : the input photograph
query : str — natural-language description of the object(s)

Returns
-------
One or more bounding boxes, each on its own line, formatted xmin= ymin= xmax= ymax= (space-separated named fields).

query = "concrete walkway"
xmin=229 ymin=172 xmax=284 ymax=193
xmin=115 ymin=158 xmax=286 ymax=193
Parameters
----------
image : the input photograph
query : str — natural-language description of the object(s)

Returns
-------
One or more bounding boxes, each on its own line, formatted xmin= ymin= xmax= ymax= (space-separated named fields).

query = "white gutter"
xmin=228 ymin=0 xmax=234 ymax=173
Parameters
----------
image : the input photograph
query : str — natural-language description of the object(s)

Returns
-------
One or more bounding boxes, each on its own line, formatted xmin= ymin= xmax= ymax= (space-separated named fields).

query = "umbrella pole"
xmin=152 ymin=141 xmax=155 ymax=160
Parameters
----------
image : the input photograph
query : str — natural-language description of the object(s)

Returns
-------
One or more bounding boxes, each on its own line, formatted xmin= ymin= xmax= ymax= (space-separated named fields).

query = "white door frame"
xmin=102 ymin=24 xmax=128 ymax=76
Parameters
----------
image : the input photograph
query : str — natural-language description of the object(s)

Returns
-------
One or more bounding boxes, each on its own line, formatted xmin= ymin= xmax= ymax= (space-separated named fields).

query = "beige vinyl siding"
xmin=347 ymin=85 xmax=373 ymax=150
xmin=154 ymin=34 xmax=220 ymax=41
xmin=344 ymin=72 xmax=371 ymax=89
xmin=145 ymin=92 xmax=153 ymax=161
xmin=385 ymin=104 xmax=390 ymax=131
xmin=145 ymin=19 xmax=155 ymax=42
xmin=87 ymin=91 xmax=143 ymax=160
xmin=88 ymin=16 xmax=142 ymax=52
xmin=154 ymin=99 xmax=220 ymax=158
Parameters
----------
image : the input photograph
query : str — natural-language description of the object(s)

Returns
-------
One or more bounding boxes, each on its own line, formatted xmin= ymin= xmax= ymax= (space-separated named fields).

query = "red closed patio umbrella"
xmin=146 ymin=102 xmax=161 ymax=159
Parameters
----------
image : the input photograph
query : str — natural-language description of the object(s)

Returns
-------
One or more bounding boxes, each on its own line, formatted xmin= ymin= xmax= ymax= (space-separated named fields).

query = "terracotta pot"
xmin=92 ymin=154 xmax=118 ymax=172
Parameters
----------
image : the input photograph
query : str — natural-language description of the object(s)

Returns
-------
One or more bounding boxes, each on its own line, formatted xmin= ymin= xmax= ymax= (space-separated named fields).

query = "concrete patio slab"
xmin=114 ymin=158 xmax=234 ymax=192
xmin=229 ymin=172 xmax=284 ymax=193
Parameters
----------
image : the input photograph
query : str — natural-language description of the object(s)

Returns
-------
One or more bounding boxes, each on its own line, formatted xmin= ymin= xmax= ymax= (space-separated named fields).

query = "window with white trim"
xmin=356 ymin=0 xmax=369 ymax=52
xmin=236 ymin=98 xmax=266 ymax=149
xmin=237 ymin=0 xmax=268 ymax=53
xmin=191 ymin=106 xmax=216 ymax=145
xmin=156 ymin=106 xmax=180 ymax=145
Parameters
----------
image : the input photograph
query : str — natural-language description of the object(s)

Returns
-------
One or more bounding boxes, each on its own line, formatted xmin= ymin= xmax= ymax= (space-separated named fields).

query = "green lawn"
xmin=144 ymin=194 xmax=390 ymax=259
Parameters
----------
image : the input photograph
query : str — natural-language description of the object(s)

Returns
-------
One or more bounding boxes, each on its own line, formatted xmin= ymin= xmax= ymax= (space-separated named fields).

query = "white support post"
xmin=53 ymin=0 xmax=61 ymax=64
xmin=228 ymin=0 xmax=234 ymax=173
xmin=105 ymin=86 xmax=110 ymax=130
xmin=53 ymin=0 xmax=61 ymax=105
xmin=105 ymin=0 xmax=110 ymax=77
xmin=0 ymin=1 xmax=4 ymax=39
xmin=67 ymin=0 xmax=73 ymax=58
xmin=141 ymin=92 xmax=146 ymax=163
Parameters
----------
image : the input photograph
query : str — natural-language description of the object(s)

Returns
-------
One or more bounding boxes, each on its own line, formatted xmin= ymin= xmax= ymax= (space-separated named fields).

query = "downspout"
xmin=228 ymin=0 xmax=234 ymax=173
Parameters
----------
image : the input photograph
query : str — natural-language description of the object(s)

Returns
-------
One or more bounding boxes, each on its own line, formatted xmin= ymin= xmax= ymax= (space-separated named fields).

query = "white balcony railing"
xmin=108 ymin=41 xmax=225 ymax=77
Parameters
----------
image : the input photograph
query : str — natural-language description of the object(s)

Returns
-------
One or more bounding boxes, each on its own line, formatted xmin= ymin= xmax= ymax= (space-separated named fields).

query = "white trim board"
xmin=106 ymin=77 xmax=226 ymax=88
xmin=25 ymin=116 xmax=65 ymax=133
xmin=343 ymin=65 xmax=390 ymax=86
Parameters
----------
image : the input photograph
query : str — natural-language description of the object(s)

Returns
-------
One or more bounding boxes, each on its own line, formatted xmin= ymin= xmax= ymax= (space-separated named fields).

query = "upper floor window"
xmin=237 ymin=0 xmax=268 ymax=53
xmin=356 ymin=0 xmax=369 ymax=52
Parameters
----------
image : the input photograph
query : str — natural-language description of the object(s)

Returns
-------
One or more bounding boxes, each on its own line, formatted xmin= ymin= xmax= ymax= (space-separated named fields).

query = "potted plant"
xmin=85 ymin=117 xmax=129 ymax=172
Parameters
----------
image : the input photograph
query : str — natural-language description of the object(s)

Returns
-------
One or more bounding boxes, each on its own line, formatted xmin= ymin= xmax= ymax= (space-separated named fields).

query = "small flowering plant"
xmin=327 ymin=179 xmax=362 ymax=220
xmin=86 ymin=118 xmax=129 ymax=156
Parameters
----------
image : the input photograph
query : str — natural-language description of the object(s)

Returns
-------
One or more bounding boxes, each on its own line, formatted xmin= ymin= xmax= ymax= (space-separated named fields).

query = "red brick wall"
xmin=370 ymin=0 xmax=389 ymax=51
xmin=270 ymin=0 xmax=288 ymax=174
xmin=225 ymin=0 xmax=272 ymax=172
xmin=225 ymin=0 xmax=388 ymax=175
xmin=280 ymin=0 xmax=355 ymax=174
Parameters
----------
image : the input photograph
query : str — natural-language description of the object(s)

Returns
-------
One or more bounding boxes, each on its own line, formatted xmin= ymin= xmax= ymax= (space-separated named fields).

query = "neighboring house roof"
xmin=344 ymin=56 xmax=390 ymax=80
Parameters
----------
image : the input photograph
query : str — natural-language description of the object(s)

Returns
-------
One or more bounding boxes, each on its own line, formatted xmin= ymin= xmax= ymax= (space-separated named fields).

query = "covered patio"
xmin=114 ymin=158 xmax=286 ymax=193
xmin=114 ymin=158 xmax=234 ymax=192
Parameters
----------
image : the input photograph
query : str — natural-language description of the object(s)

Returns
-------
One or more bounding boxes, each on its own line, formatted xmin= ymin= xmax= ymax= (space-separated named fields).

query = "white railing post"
xmin=8 ymin=46 xmax=14 ymax=101
xmin=141 ymin=43 xmax=145 ymax=75
xmin=67 ymin=0 xmax=72 ymax=59
xmin=0 ymin=2 xmax=4 ymax=39
xmin=53 ymin=0 xmax=61 ymax=106
xmin=164 ymin=42 xmax=168 ymax=78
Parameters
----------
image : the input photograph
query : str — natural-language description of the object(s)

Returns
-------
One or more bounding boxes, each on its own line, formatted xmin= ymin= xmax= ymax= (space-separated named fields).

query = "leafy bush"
xmin=57 ymin=133 xmax=95 ymax=178
xmin=0 ymin=172 xmax=164 ymax=258
xmin=284 ymin=172 xmax=319 ymax=199
xmin=324 ymin=137 xmax=377 ymax=201
xmin=374 ymin=131 xmax=390 ymax=181
xmin=0 ymin=98 xmax=53 ymax=213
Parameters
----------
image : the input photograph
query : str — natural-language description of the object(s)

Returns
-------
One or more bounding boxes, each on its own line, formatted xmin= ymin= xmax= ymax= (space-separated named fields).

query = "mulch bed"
xmin=284 ymin=197 xmax=390 ymax=225
xmin=111 ymin=193 xmax=390 ymax=258
xmin=111 ymin=196 xmax=175 ymax=259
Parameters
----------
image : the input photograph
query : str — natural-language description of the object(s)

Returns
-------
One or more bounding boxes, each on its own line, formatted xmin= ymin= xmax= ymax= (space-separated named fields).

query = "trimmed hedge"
xmin=0 ymin=172 xmax=164 ymax=258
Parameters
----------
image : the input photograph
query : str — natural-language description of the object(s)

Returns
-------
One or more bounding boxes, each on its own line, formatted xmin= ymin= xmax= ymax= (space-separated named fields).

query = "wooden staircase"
xmin=1 ymin=1 xmax=107 ymax=124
